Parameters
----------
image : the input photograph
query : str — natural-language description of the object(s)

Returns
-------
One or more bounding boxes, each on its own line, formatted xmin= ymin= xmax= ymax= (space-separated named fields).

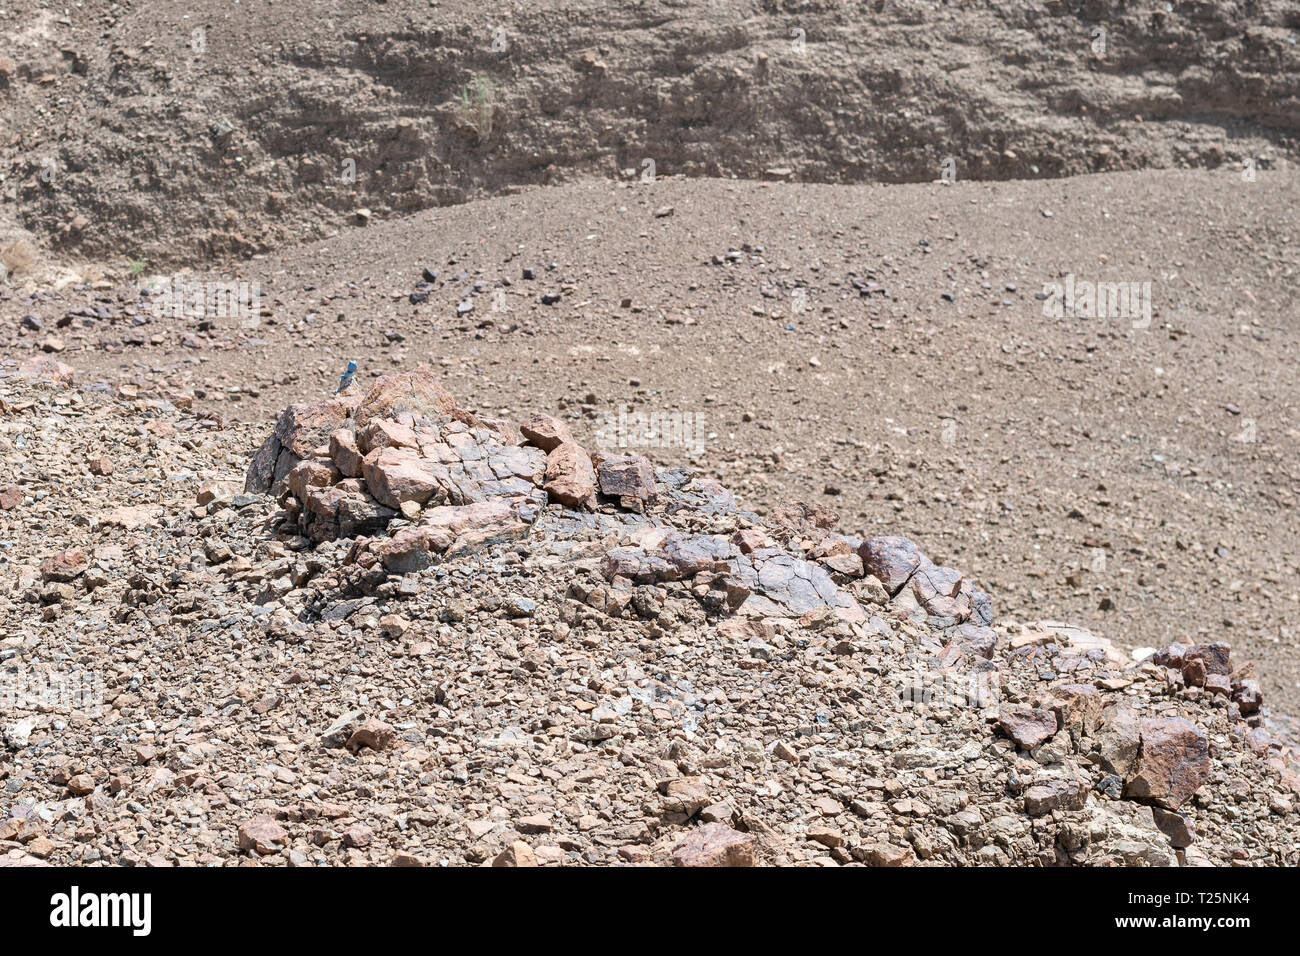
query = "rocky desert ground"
xmin=0 ymin=0 xmax=1298 ymax=870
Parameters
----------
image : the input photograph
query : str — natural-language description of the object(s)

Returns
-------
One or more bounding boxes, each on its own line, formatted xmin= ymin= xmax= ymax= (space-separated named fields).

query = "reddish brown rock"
xmin=493 ymin=841 xmax=539 ymax=867
xmin=769 ymin=500 xmax=839 ymax=532
xmin=671 ymin=823 xmax=756 ymax=867
xmin=1126 ymin=717 xmax=1210 ymax=809
xmin=345 ymin=718 xmax=396 ymax=753
xmin=1152 ymin=807 xmax=1196 ymax=848
xmin=1181 ymin=656 xmax=1208 ymax=687
xmin=821 ymin=552 xmax=864 ymax=578
xmin=1204 ymin=673 xmax=1232 ymax=697
xmin=809 ymin=535 xmax=853 ymax=564
xmin=1023 ymin=778 xmax=1088 ymax=816
xmin=195 ymin=482 xmax=232 ymax=507
xmin=274 ymin=396 xmax=357 ymax=458
xmin=287 ymin=458 xmax=340 ymax=502
xmin=519 ymin=413 xmax=573 ymax=452
xmin=353 ymin=364 xmax=456 ymax=429
xmin=87 ymin=457 xmax=114 ymax=476
xmin=1186 ymin=642 xmax=1231 ymax=676
xmin=237 ymin=815 xmax=288 ymax=855
xmin=40 ymin=548 xmax=88 ymax=582
xmin=858 ymin=536 xmax=926 ymax=595
xmin=342 ymin=823 xmax=374 ymax=848
xmin=303 ymin=483 xmax=351 ymax=521
xmin=329 ymin=428 xmax=364 ymax=478
xmin=807 ymin=824 xmax=845 ymax=848
xmin=1043 ymin=683 xmax=1103 ymax=738
xmin=997 ymin=707 xmax=1059 ymax=750
xmin=358 ymin=417 xmax=418 ymax=454
xmin=367 ymin=526 xmax=451 ymax=573
xmin=859 ymin=843 xmax=915 ymax=867
xmin=543 ymin=441 xmax=597 ymax=509
xmin=0 ymin=484 xmax=22 ymax=511
xmin=362 ymin=447 xmax=447 ymax=509
xmin=246 ymin=393 xmax=358 ymax=493
xmin=1233 ymin=678 xmax=1262 ymax=716
xmin=659 ymin=776 xmax=711 ymax=817
xmin=596 ymin=453 xmax=657 ymax=503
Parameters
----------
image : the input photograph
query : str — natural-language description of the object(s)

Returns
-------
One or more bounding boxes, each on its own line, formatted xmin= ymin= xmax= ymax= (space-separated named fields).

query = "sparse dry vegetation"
xmin=454 ymin=74 xmax=498 ymax=142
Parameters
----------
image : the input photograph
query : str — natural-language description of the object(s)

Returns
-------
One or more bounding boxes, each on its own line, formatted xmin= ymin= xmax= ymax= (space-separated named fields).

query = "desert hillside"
xmin=1 ymin=0 xmax=1298 ymax=869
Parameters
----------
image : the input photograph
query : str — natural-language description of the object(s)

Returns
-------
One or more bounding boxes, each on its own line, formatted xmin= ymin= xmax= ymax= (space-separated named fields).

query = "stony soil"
xmin=0 ymin=363 xmax=1297 ymax=867
xmin=4 ymin=170 xmax=1298 ymax=714
xmin=0 ymin=0 xmax=1298 ymax=868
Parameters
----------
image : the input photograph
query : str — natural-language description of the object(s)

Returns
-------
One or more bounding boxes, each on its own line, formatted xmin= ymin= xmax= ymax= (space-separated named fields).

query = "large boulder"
xmin=245 ymin=393 xmax=358 ymax=493
xmin=353 ymin=365 xmax=456 ymax=430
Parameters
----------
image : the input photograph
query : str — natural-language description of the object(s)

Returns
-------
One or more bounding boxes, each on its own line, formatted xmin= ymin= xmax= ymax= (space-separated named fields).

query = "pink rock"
xmin=368 ymin=526 xmax=451 ymax=573
xmin=40 ymin=548 xmax=88 ymax=582
xmin=520 ymin=413 xmax=573 ymax=452
xmin=492 ymin=841 xmax=539 ymax=867
xmin=859 ymin=843 xmax=915 ymax=867
xmin=342 ymin=823 xmax=373 ymax=848
xmin=358 ymin=418 xmax=418 ymax=455
xmin=543 ymin=441 xmax=596 ymax=509
xmin=671 ymin=823 xmax=757 ymax=867
xmin=287 ymin=458 xmax=340 ymax=502
xmin=732 ymin=529 xmax=767 ymax=554
xmin=330 ymin=429 xmax=364 ymax=478
xmin=422 ymin=500 xmax=514 ymax=535
xmin=238 ymin=815 xmax=288 ymax=855
xmin=0 ymin=484 xmax=22 ymax=511
xmin=362 ymin=447 xmax=448 ymax=509
xmin=1126 ymin=716 xmax=1210 ymax=809
xmin=354 ymin=365 xmax=456 ymax=429
xmin=997 ymin=707 xmax=1060 ymax=749
xmin=345 ymin=719 xmax=395 ymax=753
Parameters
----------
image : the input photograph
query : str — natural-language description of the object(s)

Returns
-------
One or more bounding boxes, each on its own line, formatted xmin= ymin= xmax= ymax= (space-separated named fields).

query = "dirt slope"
xmin=1 ymin=0 xmax=1298 ymax=265
xmin=5 ymin=168 xmax=1299 ymax=711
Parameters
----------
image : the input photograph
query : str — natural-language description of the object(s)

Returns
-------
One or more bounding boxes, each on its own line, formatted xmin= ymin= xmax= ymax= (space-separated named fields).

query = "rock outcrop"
xmin=3 ymin=366 xmax=1298 ymax=867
